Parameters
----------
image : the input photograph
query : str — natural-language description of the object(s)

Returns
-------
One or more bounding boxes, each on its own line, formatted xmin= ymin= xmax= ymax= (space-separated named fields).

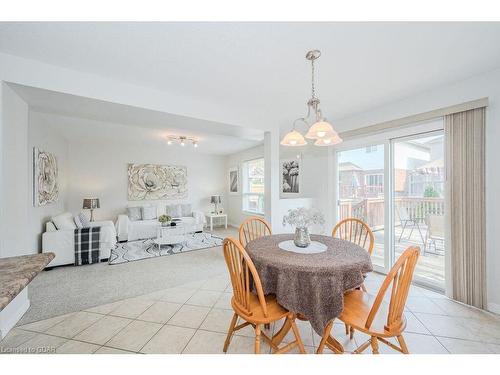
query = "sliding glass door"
xmin=336 ymin=125 xmax=446 ymax=291
xmin=337 ymin=144 xmax=386 ymax=270
xmin=392 ymin=131 xmax=445 ymax=289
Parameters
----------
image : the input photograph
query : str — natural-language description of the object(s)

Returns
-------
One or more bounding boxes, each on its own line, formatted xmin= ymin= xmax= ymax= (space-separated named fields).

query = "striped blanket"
xmin=74 ymin=227 xmax=101 ymax=266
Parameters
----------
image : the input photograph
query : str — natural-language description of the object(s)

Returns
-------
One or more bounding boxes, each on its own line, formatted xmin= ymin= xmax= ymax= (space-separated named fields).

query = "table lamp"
xmin=83 ymin=198 xmax=100 ymax=222
xmin=210 ymin=195 xmax=221 ymax=214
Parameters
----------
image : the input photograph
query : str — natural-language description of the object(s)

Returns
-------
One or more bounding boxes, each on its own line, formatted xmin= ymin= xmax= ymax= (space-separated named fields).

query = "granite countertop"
xmin=0 ymin=253 xmax=55 ymax=311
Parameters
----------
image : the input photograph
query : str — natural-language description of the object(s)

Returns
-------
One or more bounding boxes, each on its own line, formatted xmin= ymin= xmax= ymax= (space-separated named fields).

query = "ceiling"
xmin=11 ymin=83 xmax=263 ymax=155
xmin=2 ymin=22 xmax=500 ymax=131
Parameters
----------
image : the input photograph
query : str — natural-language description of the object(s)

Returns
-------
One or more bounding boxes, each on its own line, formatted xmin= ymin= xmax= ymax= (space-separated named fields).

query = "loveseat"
xmin=42 ymin=212 xmax=117 ymax=267
xmin=115 ymin=203 xmax=205 ymax=242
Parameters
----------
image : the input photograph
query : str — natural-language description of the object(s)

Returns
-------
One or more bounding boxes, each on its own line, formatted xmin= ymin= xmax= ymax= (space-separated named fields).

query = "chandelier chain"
xmin=311 ymin=58 xmax=316 ymax=99
xmin=280 ymin=50 xmax=342 ymax=147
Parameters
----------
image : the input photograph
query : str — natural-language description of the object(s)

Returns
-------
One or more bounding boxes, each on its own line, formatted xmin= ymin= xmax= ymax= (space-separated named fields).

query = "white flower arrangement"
xmin=282 ymin=207 xmax=325 ymax=229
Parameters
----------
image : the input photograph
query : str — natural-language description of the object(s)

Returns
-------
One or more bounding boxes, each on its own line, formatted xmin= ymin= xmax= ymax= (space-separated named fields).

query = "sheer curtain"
xmin=445 ymin=107 xmax=486 ymax=309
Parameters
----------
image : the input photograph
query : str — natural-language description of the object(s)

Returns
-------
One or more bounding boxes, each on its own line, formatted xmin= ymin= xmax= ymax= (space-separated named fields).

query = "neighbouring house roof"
xmin=339 ymin=162 xmax=363 ymax=171
xmin=416 ymin=158 xmax=444 ymax=171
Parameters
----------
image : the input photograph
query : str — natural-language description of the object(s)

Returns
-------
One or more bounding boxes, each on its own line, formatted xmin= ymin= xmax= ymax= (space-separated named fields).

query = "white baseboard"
xmin=0 ymin=287 xmax=30 ymax=339
xmin=487 ymin=302 xmax=500 ymax=315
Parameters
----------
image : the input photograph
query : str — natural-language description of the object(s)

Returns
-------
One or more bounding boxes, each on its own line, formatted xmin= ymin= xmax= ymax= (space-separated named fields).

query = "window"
xmin=242 ymin=158 xmax=265 ymax=215
xmin=366 ymin=145 xmax=378 ymax=153
xmin=365 ymin=174 xmax=384 ymax=187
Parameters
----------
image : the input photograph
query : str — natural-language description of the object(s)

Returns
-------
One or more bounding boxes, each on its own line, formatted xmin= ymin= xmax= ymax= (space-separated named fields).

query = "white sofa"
xmin=42 ymin=218 xmax=117 ymax=267
xmin=116 ymin=204 xmax=205 ymax=242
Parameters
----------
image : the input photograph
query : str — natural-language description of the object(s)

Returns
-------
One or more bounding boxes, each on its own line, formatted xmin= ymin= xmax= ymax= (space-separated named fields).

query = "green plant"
xmin=158 ymin=214 xmax=172 ymax=224
xmin=423 ymin=186 xmax=440 ymax=198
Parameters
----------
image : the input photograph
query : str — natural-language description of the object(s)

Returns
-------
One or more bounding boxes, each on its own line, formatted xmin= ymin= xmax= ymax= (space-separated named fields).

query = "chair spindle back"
xmin=365 ymin=247 xmax=420 ymax=331
xmin=239 ymin=217 xmax=272 ymax=248
xmin=223 ymin=237 xmax=268 ymax=318
xmin=332 ymin=218 xmax=375 ymax=255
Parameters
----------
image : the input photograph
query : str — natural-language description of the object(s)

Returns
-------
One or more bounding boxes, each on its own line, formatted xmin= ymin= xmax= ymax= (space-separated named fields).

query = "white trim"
xmin=334 ymin=124 xmax=447 ymax=290
xmin=487 ymin=302 xmax=500 ymax=315
xmin=242 ymin=210 xmax=264 ymax=217
xmin=385 ymin=139 xmax=392 ymax=273
xmin=335 ymin=117 xmax=444 ymax=150
xmin=241 ymin=157 xmax=265 ymax=216
xmin=0 ymin=288 xmax=30 ymax=339
xmin=339 ymin=97 xmax=488 ymax=140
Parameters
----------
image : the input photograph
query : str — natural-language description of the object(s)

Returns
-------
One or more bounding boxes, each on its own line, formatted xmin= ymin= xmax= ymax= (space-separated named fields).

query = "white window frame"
xmin=241 ymin=158 xmax=265 ymax=216
xmin=333 ymin=118 xmax=446 ymax=291
xmin=364 ymin=174 xmax=384 ymax=187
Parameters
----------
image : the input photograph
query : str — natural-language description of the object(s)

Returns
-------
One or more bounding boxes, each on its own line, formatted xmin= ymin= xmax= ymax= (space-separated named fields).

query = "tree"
xmin=423 ymin=185 xmax=440 ymax=198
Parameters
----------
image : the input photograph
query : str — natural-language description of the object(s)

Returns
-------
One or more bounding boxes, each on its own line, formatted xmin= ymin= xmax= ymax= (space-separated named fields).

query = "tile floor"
xmin=2 ymin=272 xmax=500 ymax=354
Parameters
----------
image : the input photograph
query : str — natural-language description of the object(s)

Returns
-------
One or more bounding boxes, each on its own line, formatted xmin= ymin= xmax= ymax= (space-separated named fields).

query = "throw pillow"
xmin=165 ymin=204 xmax=182 ymax=218
xmin=52 ymin=212 xmax=77 ymax=230
xmin=181 ymin=204 xmax=192 ymax=217
xmin=74 ymin=215 xmax=83 ymax=229
xmin=142 ymin=206 xmax=157 ymax=220
xmin=79 ymin=212 xmax=91 ymax=227
xmin=127 ymin=207 xmax=142 ymax=221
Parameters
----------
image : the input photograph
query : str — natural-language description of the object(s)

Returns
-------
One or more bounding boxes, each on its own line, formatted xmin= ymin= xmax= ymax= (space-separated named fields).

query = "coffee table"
xmin=154 ymin=222 xmax=190 ymax=248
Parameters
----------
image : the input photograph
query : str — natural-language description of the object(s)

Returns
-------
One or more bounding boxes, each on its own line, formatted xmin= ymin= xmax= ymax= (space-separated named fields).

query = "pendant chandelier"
xmin=281 ymin=50 xmax=342 ymax=147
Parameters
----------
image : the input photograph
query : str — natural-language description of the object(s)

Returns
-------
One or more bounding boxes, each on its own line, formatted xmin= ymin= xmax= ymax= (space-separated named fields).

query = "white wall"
xmin=1 ymin=84 xmax=30 ymax=257
xmin=224 ymin=144 xmax=264 ymax=227
xmin=1 ymin=50 xmax=498 ymax=312
xmin=334 ymin=66 xmax=500 ymax=313
xmin=16 ymin=110 xmax=227 ymax=253
xmin=28 ymin=111 xmax=69 ymax=252
xmin=278 ymin=145 xmax=329 ymax=234
xmin=0 ymin=53 xmax=272 ymax=258
xmin=66 ymin=138 xmax=225 ymax=221
xmin=223 ymin=142 xmax=329 ymax=234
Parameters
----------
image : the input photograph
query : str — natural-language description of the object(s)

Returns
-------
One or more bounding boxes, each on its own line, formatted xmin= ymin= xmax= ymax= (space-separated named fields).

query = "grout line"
xmin=96 ymin=345 xmax=138 ymax=354
xmin=179 ymin=302 xmax=214 ymax=354
xmin=5 ymin=276 xmax=230 ymax=354
xmin=139 ymin=286 xmax=221 ymax=354
xmin=409 ymin=312 xmax=452 ymax=353
xmin=15 ymin=265 xmax=500 ymax=354
xmin=133 ymin=322 xmax=163 ymax=354
xmin=16 ymin=311 xmax=77 ymax=333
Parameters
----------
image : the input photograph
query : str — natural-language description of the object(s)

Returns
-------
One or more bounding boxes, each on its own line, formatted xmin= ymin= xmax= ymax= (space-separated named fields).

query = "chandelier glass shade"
xmin=314 ymin=132 xmax=343 ymax=146
xmin=281 ymin=50 xmax=342 ymax=147
xmin=280 ymin=129 xmax=307 ymax=147
xmin=305 ymin=120 xmax=337 ymax=139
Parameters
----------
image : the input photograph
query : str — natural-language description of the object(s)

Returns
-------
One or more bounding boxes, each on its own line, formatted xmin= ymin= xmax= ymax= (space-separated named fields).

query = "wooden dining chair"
xmin=316 ymin=246 xmax=420 ymax=354
xmin=332 ymin=217 xmax=375 ymax=257
xmin=332 ymin=218 xmax=375 ymax=337
xmin=239 ymin=216 xmax=272 ymax=248
xmin=222 ymin=237 xmax=306 ymax=354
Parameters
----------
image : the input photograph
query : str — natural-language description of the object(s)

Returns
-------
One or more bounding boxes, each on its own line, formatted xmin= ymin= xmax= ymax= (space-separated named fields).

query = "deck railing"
xmin=339 ymin=197 xmax=444 ymax=229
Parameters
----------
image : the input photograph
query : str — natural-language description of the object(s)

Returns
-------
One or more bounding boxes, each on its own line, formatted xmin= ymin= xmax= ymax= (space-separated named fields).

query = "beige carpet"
xmin=19 ymin=228 xmax=236 ymax=325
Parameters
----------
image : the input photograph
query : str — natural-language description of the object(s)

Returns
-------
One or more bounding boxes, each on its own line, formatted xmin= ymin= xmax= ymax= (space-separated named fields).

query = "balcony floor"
xmin=371 ymin=223 xmax=445 ymax=290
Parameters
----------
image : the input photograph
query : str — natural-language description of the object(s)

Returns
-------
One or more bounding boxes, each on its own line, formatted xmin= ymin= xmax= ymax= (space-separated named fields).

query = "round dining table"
xmin=246 ymin=233 xmax=373 ymax=353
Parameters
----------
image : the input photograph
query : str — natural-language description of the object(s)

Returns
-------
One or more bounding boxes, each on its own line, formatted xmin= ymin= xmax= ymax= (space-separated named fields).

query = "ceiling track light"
xmin=281 ymin=50 xmax=342 ymax=147
xmin=166 ymin=135 xmax=199 ymax=148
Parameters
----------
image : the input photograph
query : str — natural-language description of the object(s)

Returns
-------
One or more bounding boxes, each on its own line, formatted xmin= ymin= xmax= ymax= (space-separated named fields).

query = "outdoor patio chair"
xmin=424 ymin=214 xmax=445 ymax=256
xmin=396 ymin=206 xmax=425 ymax=245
